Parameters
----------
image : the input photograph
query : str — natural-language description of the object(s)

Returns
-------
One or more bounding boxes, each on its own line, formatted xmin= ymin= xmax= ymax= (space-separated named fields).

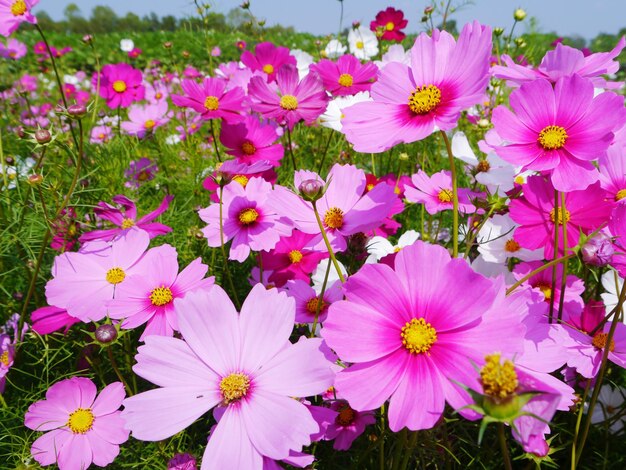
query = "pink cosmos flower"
xmin=168 ymin=453 xmax=197 ymax=470
xmin=31 ymin=306 xmax=80 ymax=335
xmin=121 ymin=101 xmax=170 ymax=138
xmin=311 ymin=54 xmax=378 ymax=96
xmin=90 ymin=125 xmax=113 ymax=145
xmin=199 ymin=177 xmax=293 ymax=262
xmin=492 ymin=38 xmax=626 ymax=89
xmin=0 ymin=0 xmax=38 ymax=37
xmin=220 ymin=115 xmax=284 ymax=166
xmin=97 ymin=63 xmax=145 ymax=109
xmin=144 ymin=80 xmax=170 ymax=103
xmin=80 ymin=195 xmax=173 ymax=242
xmin=125 ymin=157 xmax=157 ymax=188
xmin=599 ymin=145 xmax=626 ymax=203
xmin=45 ymin=228 xmax=150 ymax=322
xmin=405 ymin=169 xmax=478 ymax=215
xmin=50 ymin=207 xmax=80 ymax=252
xmin=275 ymin=164 xmax=397 ymax=252
xmin=25 ymin=378 xmax=128 ymax=470
xmin=248 ymin=64 xmax=329 ymax=130
xmin=107 ymin=245 xmax=214 ymax=339
xmin=322 ymin=241 xmax=524 ymax=431
xmin=240 ymin=41 xmax=297 ymax=82
xmin=342 ymin=21 xmax=492 ymax=152
xmin=0 ymin=37 xmax=26 ymax=59
xmin=283 ymin=278 xmax=343 ymax=324
xmin=509 ymin=176 xmax=613 ymax=258
xmin=260 ymin=230 xmax=328 ymax=287
xmin=492 ymin=74 xmax=626 ymax=191
xmin=370 ymin=7 xmax=408 ymax=41
xmin=202 ymin=160 xmax=276 ymax=203
xmin=0 ymin=333 xmax=14 ymax=393
xmin=121 ymin=284 xmax=335 ymax=469
xmin=171 ymin=77 xmax=245 ymax=123
xmin=609 ymin=204 xmax=626 ymax=276
xmin=322 ymin=400 xmax=376 ymax=450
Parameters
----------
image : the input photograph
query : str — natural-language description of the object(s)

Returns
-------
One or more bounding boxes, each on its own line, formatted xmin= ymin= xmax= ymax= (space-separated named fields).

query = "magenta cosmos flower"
xmin=370 ymin=7 xmax=408 ymax=41
xmin=492 ymin=74 xmax=626 ymax=191
xmin=25 ymin=377 xmax=129 ymax=470
xmin=80 ymin=195 xmax=173 ymax=243
xmin=599 ymin=145 xmax=626 ymax=203
xmin=125 ymin=157 xmax=157 ymax=188
xmin=220 ymin=115 xmax=284 ymax=166
xmin=171 ymin=77 xmax=245 ymax=123
xmin=275 ymin=164 xmax=397 ymax=252
xmin=240 ymin=41 xmax=297 ymax=82
xmin=321 ymin=241 xmax=525 ymax=431
xmin=107 ymin=244 xmax=214 ymax=340
xmin=311 ymin=54 xmax=378 ymax=96
xmin=405 ymin=169 xmax=478 ymax=215
xmin=97 ymin=63 xmax=145 ymax=109
xmin=46 ymin=228 xmax=150 ymax=322
xmin=283 ymin=278 xmax=343 ymax=324
xmin=121 ymin=284 xmax=336 ymax=469
xmin=342 ymin=21 xmax=492 ymax=153
xmin=199 ymin=177 xmax=293 ymax=262
xmin=0 ymin=0 xmax=38 ymax=37
xmin=121 ymin=100 xmax=170 ymax=138
xmin=509 ymin=176 xmax=613 ymax=258
xmin=0 ymin=37 xmax=27 ymax=59
xmin=248 ymin=64 xmax=328 ymax=130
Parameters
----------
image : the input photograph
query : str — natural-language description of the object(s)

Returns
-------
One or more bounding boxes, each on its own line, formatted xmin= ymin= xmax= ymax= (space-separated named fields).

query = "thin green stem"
xmin=557 ymin=191 xmax=569 ymax=322
xmin=506 ymin=253 xmax=574 ymax=295
xmin=498 ymin=423 xmax=513 ymax=470
xmin=310 ymin=258 xmax=331 ymax=338
xmin=107 ymin=347 xmax=133 ymax=396
xmin=311 ymin=202 xmax=345 ymax=283
xmin=286 ymin=126 xmax=296 ymax=170
xmin=399 ymin=430 xmax=418 ymax=470
xmin=218 ymin=186 xmax=240 ymax=308
xmin=391 ymin=428 xmax=407 ymax=470
xmin=548 ymin=190 xmax=560 ymax=323
xmin=440 ymin=131 xmax=459 ymax=257
xmin=571 ymin=380 xmax=591 ymax=470
xmin=210 ymin=120 xmax=222 ymax=162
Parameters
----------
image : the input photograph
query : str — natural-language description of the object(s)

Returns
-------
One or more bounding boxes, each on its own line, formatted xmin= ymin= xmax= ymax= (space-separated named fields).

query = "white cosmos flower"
xmin=348 ymin=26 xmax=378 ymax=60
xmin=477 ymin=214 xmax=543 ymax=263
xmin=374 ymin=44 xmax=410 ymax=69
xmin=120 ymin=39 xmax=134 ymax=52
xmin=601 ymin=270 xmax=625 ymax=318
xmin=590 ymin=385 xmax=626 ymax=433
xmin=365 ymin=230 xmax=420 ymax=263
xmin=324 ymin=39 xmax=346 ymax=59
xmin=320 ymin=91 xmax=372 ymax=132
xmin=291 ymin=49 xmax=314 ymax=80
xmin=470 ymin=254 xmax=516 ymax=286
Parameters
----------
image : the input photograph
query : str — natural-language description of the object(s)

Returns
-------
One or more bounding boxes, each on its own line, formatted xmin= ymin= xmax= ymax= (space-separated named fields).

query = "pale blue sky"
xmin=35 ymin=0 xmax=626 ymax=39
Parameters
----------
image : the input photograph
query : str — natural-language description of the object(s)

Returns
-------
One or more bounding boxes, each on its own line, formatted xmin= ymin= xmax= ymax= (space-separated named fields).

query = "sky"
xmin=35 ymin=0 xmax=626 ymax=40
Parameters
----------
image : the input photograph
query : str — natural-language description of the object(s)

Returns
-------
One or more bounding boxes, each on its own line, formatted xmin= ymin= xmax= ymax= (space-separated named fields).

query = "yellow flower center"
xmin=366 ymin=183 xmax=375 ymax=191
xmin=336 ymin=403 xmax=356 ymax=426
xmin=10 ymin=0 xmax=27 ymax=16
xmin=356 ymin=41 xmax=364 ymax=50
xmin=306 ymin=296 xmax=327 ymax=315
xmin=549 ymin=207 xmax=570 ymax=225
xmin=480 ymin=353 xmax=518 ymax=399
xmin=155 ymin=92 xmax=163 ymax=99
xmin=408 ymin=84 xmax=441 ymax=115
xmin=400 ymin=318 xmax=437 ymax=354
xmin=106 ymin=267 xmax=126 ymax=285
xmin=324 ymin=207 xmax=344 ymax=229
xmin=112 ymin=80 xmax=127 ymax=93
xmin=504 ymin=239 xmax=520 ymax=253
xmin=279 ymin=95 xmax=298 ymax=110
xmin=437 ymin=189 xmax=453 ymax=203
xmin=220 ymin=373 xmax=251 ymax=404
xmin=262 ymin=64 xmax=274 ymax=75
xmin=144 ymin=119 xmax=156 ymax=129
xmin=338 ymin=73 xmax=354 ymax=87
xmin=393 ymin=246 xmax=402 ymax=253
xmin=288 ymin=250 xmax=303 ymax=264
xmin=150 ymin=286 xmax=173 ymax=306
xmin=514 ymin=175 xmax=525 ymax=185
xmin=233 ymin=174 xmax=249 ymax=187
xmin=616 ymin=189 xmax=626 ymax=201
xmin=238 ymin=208 xmax=259 ymax=225
xmin=204 ymin=96 xmax=220 ymax=111
xmin=534 ymin=282 xmax=552 ymax=301
xmin=476 ymin=160 xmax=491 ymax=173
xmin=592 ymin=332 xmax=616 ymax=352
xmin=121 ymin=218 xmax=135 ymax=229
xmin=67 ymin=408 xmax=95 ymax=434
xmin=0 ymin=351 xmax=9 ymax=366
xmin=241 ymin=141 xmax=256 ymax=155
xmin=538 ymin=125 xmax=567 ymax=150
xmin=385 ymin=21 xmax=395 ymax=31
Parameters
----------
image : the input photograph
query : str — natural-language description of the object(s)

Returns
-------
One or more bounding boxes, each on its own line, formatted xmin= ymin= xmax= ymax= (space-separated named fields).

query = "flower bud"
xmin=82 ymin=34 xmax=93 ymax=44
xmin=67 ymin=104 xmax=87 ymax=118
xmin=352 ymin=20 xmax=361 ymax=28
xmin=27 ymin=174 xmax=43 ymax=186
xmin=582 ymin=232 xmax=614 ymax=267
xmin=424 ymin=6 xmax=434 ymax=14
xmin=298 ymin=178 xmax=325 ymax=202
xmin=513 ymin=8 xmax=527 ymax=21
xmin=182 ymin=50 xmax=190 ymax=59
xmin=35 ymin=128 xmax=51 ymax=144
xmin=95 ymin=324 xmax=117 ymax=344
xmin=493 ymin=27 xmax=504 ymax=37
xmin=163 ymin=41 xmax=173 ymax=49
xmin=477 ymin=118 xmax=490 ymax=129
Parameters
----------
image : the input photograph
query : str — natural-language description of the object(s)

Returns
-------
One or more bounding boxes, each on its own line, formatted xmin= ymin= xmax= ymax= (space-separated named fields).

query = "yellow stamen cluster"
xmin=121 ymin=218 xmax=135 ymax=229
xmin=538 ymin=125 xmax=567 ymax=150
xmin=338 ymin=73 xmax=354 ymax=87
xmin=437 ymin=189 xmax=453 ymax=203
xmin=385 ymin=21 xmax=395 ymax=31
xmin=150 ymin=286 xmax=173 ymax=306
xmin=0 ymin=351 xmax=9 ymax=366
xmin=324 ymin=207 xmax=344 ymax=229
xmin=112 ymin=80 xmax=127 ymax=93
xmin=476 ymin=160 xmax=491 ymax=173
xmin=241 ymin=141 xmax=256 ymax=155
xmin=262 ymin=64 xmax=274 ymax=75
xmin=355 ymin=41 xmax=364 ymax=50
xmin=592 ymin=332 xmax=616 ymax=352
xmin=306 ymin=296 xmax=327 ymax=315
xmin=549 ymin=207 xmax=571 ymax=225
xmin=408 ymin=84 xmax=441 ymax=115
xmin=106 ymin=267 xmax=126 ymax=285
xmin=238 ymin=208 xmax=259 ymax=225
xmin=336 ymin=403 xmax=357 ymax=426
xmin=504 ymin=239 xmax=521 ymax=253
xmin=220 ymin=373 xmax=251 ymax=404
xmin=480 ymin=353 xmax=518 ymax=399
xmin=400 ymin=318 xmax=437 ymax=354
xmin=67 ymin=408 xmax=95 ymax=434
xmin=616 ymin=189 xmax=626 ymax=201
xmin=288 ymin=250 xmax=303 ymax=264
xmin=534 ymin=282 xmax=552 ymax=301
xmin=11 ymin=0 xmax=27 ymax=16
xmin=233 ymin=175 xmax=249 ymax=187
xmin=204 ymin=96 xmax=220 ymax=111
xmin=144 ymin=119 xmax=156 ymax=130
xmin=279 ymin=95 xmax=298 ymax=110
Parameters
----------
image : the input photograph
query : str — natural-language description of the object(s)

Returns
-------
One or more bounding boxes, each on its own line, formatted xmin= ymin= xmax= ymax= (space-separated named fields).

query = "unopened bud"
xmin=67 ymin=104 xmax=87 ymax=118
xmin=352 ymin=20 xmax=361 ymax=28
xmin=163 ymin=41 xmax=172 ymax=49
xmin=82 ymin=34 xmax=93 ymax=44
xmin=298 ymin=178 xmax=325 ymax=202
xmin=582 ymin=232 xmax=614 ymax=267
xmin=95 ymin=324 xmax=117 ymax=344
xmin=28 ymin=174 xmax=43 ymax=186
xmin=493 ymin=27 xmax=504 ymax=37
xmin=182 ymin=50 xmax=190 ymax=59
xmin=424 ymin=6 xmax=434 ymax=14
xmin=35 ymin=128 xmax=51 ymax=144
xmin=513 ymin=8 xmax=527 ymax=21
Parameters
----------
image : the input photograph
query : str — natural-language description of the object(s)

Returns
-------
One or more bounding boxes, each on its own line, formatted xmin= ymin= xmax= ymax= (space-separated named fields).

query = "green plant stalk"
xmin=286 ymin=126 xmax=296 ymax=170
xmin=557 ymin=191 xmax=569 ymax=322
xmin=498 ymin=423 xmax=513 ymax=470
xmin=440 ymin=131 xmax=459 ymax=257
xmin=548 ymin=190 xmax=560 ymax=323
xmin=506 ymin=253 xmax=574 ymax=295
xmin=399 ymin=430 xmax=419 ymax=470
xmin=391 ymin=428 xmax=407 ymax=470
xmin=210 ymin=119 xmax=222 ymax=162
xmin=107 ymin=347 xmax=133 ymax=396
xmin=310 ymin=258 xmax=331 ymax=338
xmin=311 ymin=201 xmax=345 ymax=283
xmin=571 ymin=380 xmax=591 ymax=470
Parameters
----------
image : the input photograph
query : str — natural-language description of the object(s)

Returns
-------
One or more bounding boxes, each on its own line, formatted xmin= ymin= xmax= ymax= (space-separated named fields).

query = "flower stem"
xmin=506 ymin=253 xmax=574 ymax=295
xmin=548 ymin=190 xmax=560 ymax=323
xmin=571 ymin=379 xmax=591 ymax=470
xmin=218 ymin=186 xmax=240 ymax=308
xmin=498 ymin=423 xmax=513 ymax=470
xmin=557 ymin=191 xmax=569 ymax=322
xmin=107 ymin=347 xmax=133 ymax=396
xmin=312 ymin=201 xmax=345 ymax=283
xmin=310 ymin=258 xmax=331 ymax=338
xmin=440 ymin=131 xmax=459 ymax=257
xmin=286 ymin=126 xmax=297 ymax=170
xmin=210 ymin=120 xmax=222 ymax=162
